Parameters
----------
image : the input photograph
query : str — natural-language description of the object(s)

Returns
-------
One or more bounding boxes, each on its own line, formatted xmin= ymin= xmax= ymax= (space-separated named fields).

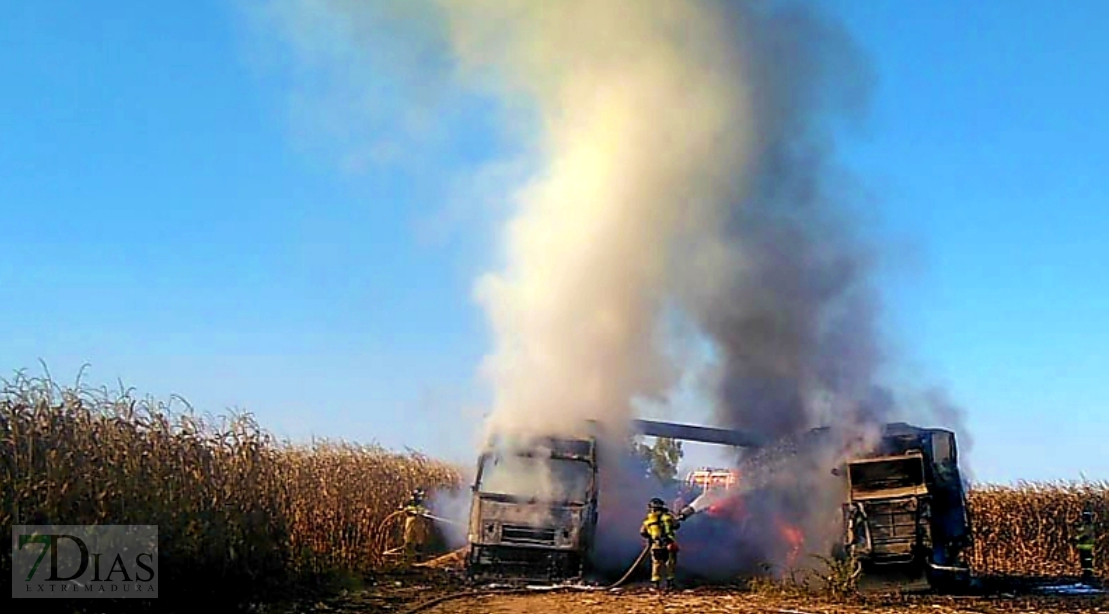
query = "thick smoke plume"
xmin=453 ymin=1 xmax=753 ymax=441
xmin=437 ymin=1 xmax=881 ymax=444
xmin=256 ymin=0 xmax=971 ymax=579
xmin=254 ymin=0 xmax=880 ymax=436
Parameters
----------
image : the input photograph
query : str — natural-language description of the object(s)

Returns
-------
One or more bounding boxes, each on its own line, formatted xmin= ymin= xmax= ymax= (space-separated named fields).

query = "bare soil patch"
xmin=258 ymin=569 xmax=1106 ymax=614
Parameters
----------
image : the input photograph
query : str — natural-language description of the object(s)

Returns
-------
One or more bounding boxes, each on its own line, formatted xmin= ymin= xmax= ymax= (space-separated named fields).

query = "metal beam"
xmin=631 ymin=419 xmax=765 ymax=448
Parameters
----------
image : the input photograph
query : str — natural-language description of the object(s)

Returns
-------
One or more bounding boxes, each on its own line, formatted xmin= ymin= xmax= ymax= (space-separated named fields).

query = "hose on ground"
xmin=400 ymin=543 xmax=652 ymax=614
xmin=604 ymin=543 xmax=651 ymax=589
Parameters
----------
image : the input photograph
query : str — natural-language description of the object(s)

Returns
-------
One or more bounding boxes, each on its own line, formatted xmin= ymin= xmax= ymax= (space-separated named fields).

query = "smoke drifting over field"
xmin=257 ymin=0 xmax=970 ymax=579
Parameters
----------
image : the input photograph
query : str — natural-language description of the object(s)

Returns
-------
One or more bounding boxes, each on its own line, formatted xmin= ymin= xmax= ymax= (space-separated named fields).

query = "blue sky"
xmin=2 ymin=1 xmax=1106 ymax=484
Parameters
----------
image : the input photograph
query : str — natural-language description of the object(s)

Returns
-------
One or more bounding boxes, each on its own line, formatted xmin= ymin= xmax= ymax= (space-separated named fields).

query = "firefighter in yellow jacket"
xmin=1073 ymin=510 xmax=1097 ymax=582
xmin=401 ymin=488 xmax=430 ymax=562
xmin=641 ymin=497 xmax=681 ymax=590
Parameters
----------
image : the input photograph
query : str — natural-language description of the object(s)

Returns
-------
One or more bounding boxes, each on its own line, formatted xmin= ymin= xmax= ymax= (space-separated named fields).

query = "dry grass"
xmin=2 ymin=370 xmax=1107 ymax=603
xmin=0 ymin=371 xmax=460 ymax=601
xmin=968 ymin=482 xmax=1108 ymax=577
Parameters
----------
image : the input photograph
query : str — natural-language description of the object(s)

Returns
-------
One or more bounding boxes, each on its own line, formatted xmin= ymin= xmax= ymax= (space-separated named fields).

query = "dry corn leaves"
xmin=1 ymin=373 xmax=460 ymax=589
xmin=2 ymin=372 xmax=1107 ymax=597
xmin=969 ymin=485 xmax=1109 ymax=577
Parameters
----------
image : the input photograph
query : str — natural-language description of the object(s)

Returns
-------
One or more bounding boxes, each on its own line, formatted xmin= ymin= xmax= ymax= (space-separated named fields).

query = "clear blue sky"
xmin=2 ymin=1 xmax=1106 ymax=484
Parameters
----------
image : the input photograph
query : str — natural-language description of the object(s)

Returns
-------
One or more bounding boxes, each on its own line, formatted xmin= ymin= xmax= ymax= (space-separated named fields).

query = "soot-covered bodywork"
xmin=465 ymin=435 xmax=599 ymax=582
xmin=838 ymin=423 xmax=972 ymax=590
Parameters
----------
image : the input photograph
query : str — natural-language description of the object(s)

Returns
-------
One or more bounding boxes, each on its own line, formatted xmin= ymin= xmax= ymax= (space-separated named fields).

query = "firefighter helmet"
xmin=648 ymin=497 xmax=667 ymax=511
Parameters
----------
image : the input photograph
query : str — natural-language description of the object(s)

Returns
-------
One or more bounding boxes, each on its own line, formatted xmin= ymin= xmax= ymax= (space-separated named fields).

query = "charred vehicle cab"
xmin=465 ymin=434 xmax=599 ymax=582
xmin=837 ymin=423 xmax=972 ymax=590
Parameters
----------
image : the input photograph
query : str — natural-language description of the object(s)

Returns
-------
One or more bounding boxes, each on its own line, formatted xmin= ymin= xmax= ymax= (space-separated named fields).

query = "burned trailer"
xmin=836 ymin=422 xmax=972 ymax=591
xmin=465 ymin=433 xmax=599 ymax=583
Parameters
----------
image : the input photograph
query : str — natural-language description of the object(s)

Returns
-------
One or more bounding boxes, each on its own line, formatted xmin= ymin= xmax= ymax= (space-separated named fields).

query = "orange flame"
xmin=774 ymin=518 xmax=805 ymax=567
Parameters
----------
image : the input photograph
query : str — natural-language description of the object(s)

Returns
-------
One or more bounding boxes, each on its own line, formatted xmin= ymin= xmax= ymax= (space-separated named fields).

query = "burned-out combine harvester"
xmin=835 ymin=422 xmax=972 ymax=591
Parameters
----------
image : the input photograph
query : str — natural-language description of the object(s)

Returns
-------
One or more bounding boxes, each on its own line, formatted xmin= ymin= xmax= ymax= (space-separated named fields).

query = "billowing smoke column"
xmin=431 ymin=0 xmax=883 ymax=450
xmin=453 ymin=1 xmax=754 ymax=442
xmin=258 ymin=0 xmax=970 ymax=580
xmin=438 ymin=0 xmax=885 ymax=576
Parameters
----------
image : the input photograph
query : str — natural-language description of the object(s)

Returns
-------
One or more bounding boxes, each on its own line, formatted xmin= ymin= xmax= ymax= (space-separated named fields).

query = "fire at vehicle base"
xmin=462 ymin=419 xmax=974 ymax=594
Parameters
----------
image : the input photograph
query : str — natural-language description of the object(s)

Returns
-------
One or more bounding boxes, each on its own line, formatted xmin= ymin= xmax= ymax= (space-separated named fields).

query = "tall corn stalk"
xmin=4 ymin=370 xmax=1106 ymax=596
xmin=1 ymin=372 xmax=461 ymax=600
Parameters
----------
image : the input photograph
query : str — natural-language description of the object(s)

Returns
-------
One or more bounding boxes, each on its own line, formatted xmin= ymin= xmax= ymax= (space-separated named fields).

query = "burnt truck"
xmin=835 ymin=422 xmax=972 ymax=590
xmin=464 ymin=418 xmax=972 ymax=591
xmin=465 ymin=419 xmax=760 ymax=583
xmin=465 ymin=432 xmax=600 ymax=582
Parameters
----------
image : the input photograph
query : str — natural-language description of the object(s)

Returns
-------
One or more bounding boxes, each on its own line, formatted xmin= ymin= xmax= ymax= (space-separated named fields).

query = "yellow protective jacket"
xmin=641 ymin=510 xmax=679 ymax=549
xmin=402 ymin=499 xmax=427 ymax=517
xmin=1074 ymin=524 xmax=1095 ymax=551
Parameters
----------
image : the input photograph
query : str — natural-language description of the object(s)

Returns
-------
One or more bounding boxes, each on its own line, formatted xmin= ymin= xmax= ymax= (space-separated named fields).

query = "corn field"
xmin=2 ymin=373 xmax=1106 ymax=601
xmin=0 ymin=373 xmax=460 ymax=601
xmin=968 ymin=482 xmax=1107 ymax=577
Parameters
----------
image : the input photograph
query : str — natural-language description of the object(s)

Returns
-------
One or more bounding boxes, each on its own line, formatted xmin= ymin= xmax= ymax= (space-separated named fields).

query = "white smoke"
xmin=447 ymin=2 xmax=762 ymax=442
xmin=250 ymin=0 xmax=970 ymax=580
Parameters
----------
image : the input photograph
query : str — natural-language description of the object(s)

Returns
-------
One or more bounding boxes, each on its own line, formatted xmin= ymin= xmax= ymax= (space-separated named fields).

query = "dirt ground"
xmin=422 ymin=588 xmax=1109 ymax=614
xmin=272 ymin=569 xmax=1108 ymax=614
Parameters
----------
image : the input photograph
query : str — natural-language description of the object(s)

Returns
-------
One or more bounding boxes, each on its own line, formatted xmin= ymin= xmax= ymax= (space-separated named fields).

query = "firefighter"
xmin=1072 ymin=510 xmax=1097 ymax=582
xmin=400 ymin=488 xmax=430 ymax=563
xmin=640 ymin=497 xmax=681 ymax=590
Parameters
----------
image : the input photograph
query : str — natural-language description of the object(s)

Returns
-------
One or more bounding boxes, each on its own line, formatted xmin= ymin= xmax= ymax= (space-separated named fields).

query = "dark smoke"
xmin=685 ymin=4 xmax=882 ymax=444
xmin=255 ymin=0 xmax=972 ymax=582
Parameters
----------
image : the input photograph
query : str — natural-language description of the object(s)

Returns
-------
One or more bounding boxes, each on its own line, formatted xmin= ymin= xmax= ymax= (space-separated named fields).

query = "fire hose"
xmin=375 ymin=510 xmax=406 ymax=556
xmin=398 ymin=502 xmax=684 ymax=612
xmin=606 ymin=543 xmax=651 ymax=589
xmin=399 ymin=543 xmax=652 ymax=614
xmin=377 ymin=510 xmax=463 ymax=557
